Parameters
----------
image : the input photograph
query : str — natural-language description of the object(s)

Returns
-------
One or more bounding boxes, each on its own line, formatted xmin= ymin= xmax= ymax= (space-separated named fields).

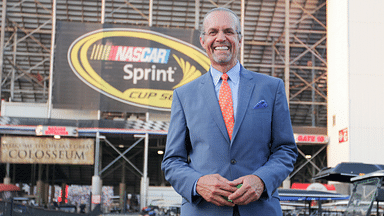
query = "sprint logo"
xmin=68 ymin=28 xmax=210 ymax=110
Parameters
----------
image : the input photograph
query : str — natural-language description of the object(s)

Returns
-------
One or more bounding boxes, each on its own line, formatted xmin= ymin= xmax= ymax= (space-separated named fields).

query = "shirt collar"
xmin=211 ymin=61 xmax=241 ymax=86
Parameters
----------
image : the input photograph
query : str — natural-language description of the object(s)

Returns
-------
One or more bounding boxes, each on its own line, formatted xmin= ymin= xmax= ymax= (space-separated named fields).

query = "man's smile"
xmin=214 ymin=46 xmax=229 ymax=50
xmin=213 ymin=43 xmax=231 ymax=53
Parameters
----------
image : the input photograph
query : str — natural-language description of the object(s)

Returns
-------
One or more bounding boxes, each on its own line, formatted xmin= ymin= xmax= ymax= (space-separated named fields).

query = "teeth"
xmin=215 ymin=47 xmax=229 ymax=50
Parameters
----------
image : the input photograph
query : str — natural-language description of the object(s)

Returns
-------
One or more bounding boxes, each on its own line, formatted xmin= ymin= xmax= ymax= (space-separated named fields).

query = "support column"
xmin=119 ymin=183 xmax=126 ymax=211
xmin=91 ymin=176 xmax=102 ymax=209
xmin=92 ymin=132 xmax=102 ymax=209
xmin=282 ymin=178 xmax=291 ymax=189
xmin=0 ymin=0 xmax=7 ymax=100
xmin=47 ymin=0 xmax=57 ymax=118
xmin=50 ymin=164 xmax=55 ymax=204
xmin=36 ymin=180 xmax=45 ymax=206
xmin=140 ymin=133 xmax=149 ymax=210
xmin=44 ymin=164 xmax=50 ymax=206
xmin=148 ymin=0 xmax=153 ymax=27
xmin=311 ymin=53 xmax=316 ymax=126
xmin=12 ymin=164 xmax=15 ymax=183
xmin=30 ymin=164 xmax=36 ymax=195
xmin=3 ymin=163 xmax=11 ymax=184
xmin=61 ymin=183 xmax=66 ymax=204
xmin=119 ymin=162 xmax=126 ymax=210
xmin=36 ymin=164 xmax=45 ymax=206
xmin=284 ymin=0 xmax=290 ymax=104
xmin=11 ymin=27 xmax=17 ymax=101
xmin=101 ymin=0 xmax=105 ymax=24
xmin=194 ymin=0 xmax=200 ymax=30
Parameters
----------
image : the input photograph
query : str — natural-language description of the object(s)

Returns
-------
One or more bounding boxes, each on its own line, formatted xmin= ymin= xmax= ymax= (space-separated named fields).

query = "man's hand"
xmin=227 ymin=175 xmax=265 ymax=205
xmin=196 ymin=174 xmax=237 ymax=207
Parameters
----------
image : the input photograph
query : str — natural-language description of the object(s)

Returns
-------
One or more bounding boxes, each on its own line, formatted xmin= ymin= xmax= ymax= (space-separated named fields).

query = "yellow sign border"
xmin=68 ymin=29 xmax=210 ymax=110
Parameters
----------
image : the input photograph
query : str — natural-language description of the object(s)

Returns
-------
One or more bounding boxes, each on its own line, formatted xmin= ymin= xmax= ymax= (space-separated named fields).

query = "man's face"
xmin=200 ymin=11 xmax=241 ymax=69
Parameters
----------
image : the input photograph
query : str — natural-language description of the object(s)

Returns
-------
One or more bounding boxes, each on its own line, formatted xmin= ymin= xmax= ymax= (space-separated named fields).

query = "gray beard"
xmin=213 ymin=54 xmax=232 ymax=64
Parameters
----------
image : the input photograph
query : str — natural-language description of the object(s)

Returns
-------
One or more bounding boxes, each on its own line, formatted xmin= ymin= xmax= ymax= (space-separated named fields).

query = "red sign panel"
xmin=294 ymin=134 xmax=328 ymax=144
xmin=35 ymin=125 xmax=78 ymax=137
xmin=339 ymin=128 xmax=348 ymax=143
xmin=92 ymin=195 xmax=101 ymax=204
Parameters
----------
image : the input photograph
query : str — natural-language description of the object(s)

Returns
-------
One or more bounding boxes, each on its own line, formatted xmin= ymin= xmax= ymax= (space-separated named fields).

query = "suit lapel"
xmin=231 ymin=67 xmax=255 ymax=143
xmin=200 ymin=72 xmax=231 ymax=143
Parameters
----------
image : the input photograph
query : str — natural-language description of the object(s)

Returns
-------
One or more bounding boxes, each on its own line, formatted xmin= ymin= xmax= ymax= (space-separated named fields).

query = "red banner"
xmin=339 ymin=128 xmax=348 ymax=143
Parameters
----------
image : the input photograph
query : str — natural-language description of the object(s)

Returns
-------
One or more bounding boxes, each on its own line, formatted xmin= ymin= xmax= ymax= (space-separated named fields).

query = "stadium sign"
xmin=0 ymin=136 xmax=94 ymax=165
xmin=53 ymin=22 xmax=209 ymax=112
xmin=294 ymin=134 xmax=329 ymax=144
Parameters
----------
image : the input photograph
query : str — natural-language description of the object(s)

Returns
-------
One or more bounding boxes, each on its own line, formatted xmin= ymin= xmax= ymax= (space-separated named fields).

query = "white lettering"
xmin=133 ymin=68 xmax=144 ymax=84
xmin=148 ymin=48 xmax=158 ymax=63
xmin=115 ymin=46 xmax=127 ymax=61
xmin=123 ymin=47 xmax=134 ymax=61
xmin=123 ymin=64 xmax=133 ymax=80
xmin=112 ymin=46 xmax=170 ymax=63
xmin=157 ymin=49 xmax=168 ymax=63
xmin=123 ymin=64 xmax=176 ymax=84
xmin=132 ymin=48 xmax=142 ymax=62
xmin=140 ymin=48 xmax=152 ymax=62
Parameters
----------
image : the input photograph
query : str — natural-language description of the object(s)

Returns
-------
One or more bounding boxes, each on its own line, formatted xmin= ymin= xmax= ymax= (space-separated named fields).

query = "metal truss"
xmin=0 ymin=0 xmax=327 ymax=126
xmin=0 ymin=0 xmax=328 ymax=184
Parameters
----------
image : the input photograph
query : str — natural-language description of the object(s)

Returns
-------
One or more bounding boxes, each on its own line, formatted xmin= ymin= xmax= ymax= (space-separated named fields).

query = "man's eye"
xmin=225 ymin=30 xmax=235 ymax=35
xmin=208 ymin=31 xmax=217 ymax=36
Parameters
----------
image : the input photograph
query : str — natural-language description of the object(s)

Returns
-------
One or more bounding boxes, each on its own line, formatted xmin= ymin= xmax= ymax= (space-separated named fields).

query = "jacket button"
xmin=231 ymin=159 xmax=237 ymax=165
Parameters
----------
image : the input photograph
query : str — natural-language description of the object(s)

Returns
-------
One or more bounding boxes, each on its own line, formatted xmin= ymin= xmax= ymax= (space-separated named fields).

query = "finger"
xmin=210 ymin=194 xmax=236 ymax=207
xmin=227 ymin=185 xmax=246 ymax=201
xmin=215 ymin=175 xmax=235 ymax=187
xmin=228 ymin=181 xmax=260 ymax=205
xmin=212 ymin=176 xmax=238 ymax=193
xmin=232 ymin=189 xmax=259 ymax=205
xmin=229 ymin=177 xmax=244 ymax=186
xmin=221 ymin=184 xmax=238 ymax=194
xmin=220 ymin=198 xmax=236 ymax=207
xmin=197 ymin=174 xmax=238 ymax=206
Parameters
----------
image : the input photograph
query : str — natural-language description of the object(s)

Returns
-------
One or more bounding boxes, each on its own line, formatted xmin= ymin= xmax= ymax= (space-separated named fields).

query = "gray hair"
xmin=200 ymin=7 xmax=242 ymax=41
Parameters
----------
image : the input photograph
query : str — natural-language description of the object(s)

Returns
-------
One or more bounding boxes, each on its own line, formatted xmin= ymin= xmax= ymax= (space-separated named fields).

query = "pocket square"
xmin=253 ymin=100 xmax=268 ymax=109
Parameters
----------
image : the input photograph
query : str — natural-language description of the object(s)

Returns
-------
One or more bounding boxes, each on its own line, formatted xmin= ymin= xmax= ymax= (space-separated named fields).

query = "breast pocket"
xmin=243 ymin=108 xmax=272 ymax=143
xmin=248 ymin=108 xmax=271 ymax=121
xmin=249 ymin=108 xmax=269 ymax=114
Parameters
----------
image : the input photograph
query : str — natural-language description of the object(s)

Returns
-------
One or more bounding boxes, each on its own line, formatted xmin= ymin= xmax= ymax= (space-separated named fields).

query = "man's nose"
xmin=215 ymin=30 xmax=227 ymax=42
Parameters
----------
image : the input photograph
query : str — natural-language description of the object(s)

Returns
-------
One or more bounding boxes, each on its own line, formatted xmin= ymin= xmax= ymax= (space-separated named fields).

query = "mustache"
xmin=212 ymin=42 xmax=231 ymax=46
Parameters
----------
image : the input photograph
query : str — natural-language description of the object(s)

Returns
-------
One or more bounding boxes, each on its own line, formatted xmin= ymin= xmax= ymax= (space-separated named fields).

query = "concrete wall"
xmin=327 ymin=0 xmax=350 ymax=167
xmin=327 ymin=0 xmax=384 ymax=166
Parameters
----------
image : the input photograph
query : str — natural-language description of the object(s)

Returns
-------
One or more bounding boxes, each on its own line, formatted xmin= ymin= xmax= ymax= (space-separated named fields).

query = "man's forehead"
xmin=204 ymin=11 xmax=236 ymax=29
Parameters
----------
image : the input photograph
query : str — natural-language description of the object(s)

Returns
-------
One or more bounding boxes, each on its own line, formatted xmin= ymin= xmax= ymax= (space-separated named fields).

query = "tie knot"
xmin=221 ymin=73 xmax=229 ymax=81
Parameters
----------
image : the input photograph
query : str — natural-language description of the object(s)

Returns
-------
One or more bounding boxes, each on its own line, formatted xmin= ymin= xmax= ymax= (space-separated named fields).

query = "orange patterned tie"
xmin=219 ymin=73 xmax=234 ymax=140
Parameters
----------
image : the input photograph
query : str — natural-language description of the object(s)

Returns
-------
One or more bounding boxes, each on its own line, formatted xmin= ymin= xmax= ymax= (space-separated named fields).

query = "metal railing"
xmin=0 ymin=199 xmax=101 ymax=216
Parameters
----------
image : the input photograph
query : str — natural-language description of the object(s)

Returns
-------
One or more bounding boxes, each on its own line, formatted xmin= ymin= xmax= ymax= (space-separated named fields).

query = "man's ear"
xmin=238 ymin=35 xmax=242 ymax=44
xmin=199 ymin=36 xmax=206 ymax=50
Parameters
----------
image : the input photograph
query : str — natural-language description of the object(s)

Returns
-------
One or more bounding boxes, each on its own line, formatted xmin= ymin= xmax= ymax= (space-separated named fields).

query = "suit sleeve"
xmin=252 ymin=79 xmax=298 ymax=199
xmin=161 ymin=90 xmax=204 ymax=204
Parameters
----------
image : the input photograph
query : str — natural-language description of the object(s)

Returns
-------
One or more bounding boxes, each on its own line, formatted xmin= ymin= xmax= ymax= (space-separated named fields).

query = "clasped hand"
xmin=196 ymin=174 xmax=264 ymax=206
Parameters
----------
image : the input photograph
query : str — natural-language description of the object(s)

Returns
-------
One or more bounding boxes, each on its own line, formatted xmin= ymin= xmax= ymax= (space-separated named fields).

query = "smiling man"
xmin=162 ymin=7 xmax=298 ymax=216
xmin=200 ymin=8 xmax=241 ymax=72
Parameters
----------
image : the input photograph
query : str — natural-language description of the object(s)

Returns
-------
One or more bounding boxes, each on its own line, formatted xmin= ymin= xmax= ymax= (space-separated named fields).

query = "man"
xmin=162 ymin=7 xmax=297 ymax=216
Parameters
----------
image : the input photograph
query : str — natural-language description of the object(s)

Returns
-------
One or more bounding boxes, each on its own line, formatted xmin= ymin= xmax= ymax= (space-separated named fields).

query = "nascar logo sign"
xmin=65 ymin=26 xmax=210 ymax=111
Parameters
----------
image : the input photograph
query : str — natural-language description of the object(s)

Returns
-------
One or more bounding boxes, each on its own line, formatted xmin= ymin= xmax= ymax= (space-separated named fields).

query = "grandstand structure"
xmin=0 ymin=0 xmax=327 ymax=198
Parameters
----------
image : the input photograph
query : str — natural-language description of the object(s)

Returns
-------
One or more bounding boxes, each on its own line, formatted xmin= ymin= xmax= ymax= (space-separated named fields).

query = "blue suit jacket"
xmin=162 ymin=66 xmax=298 ymax=216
